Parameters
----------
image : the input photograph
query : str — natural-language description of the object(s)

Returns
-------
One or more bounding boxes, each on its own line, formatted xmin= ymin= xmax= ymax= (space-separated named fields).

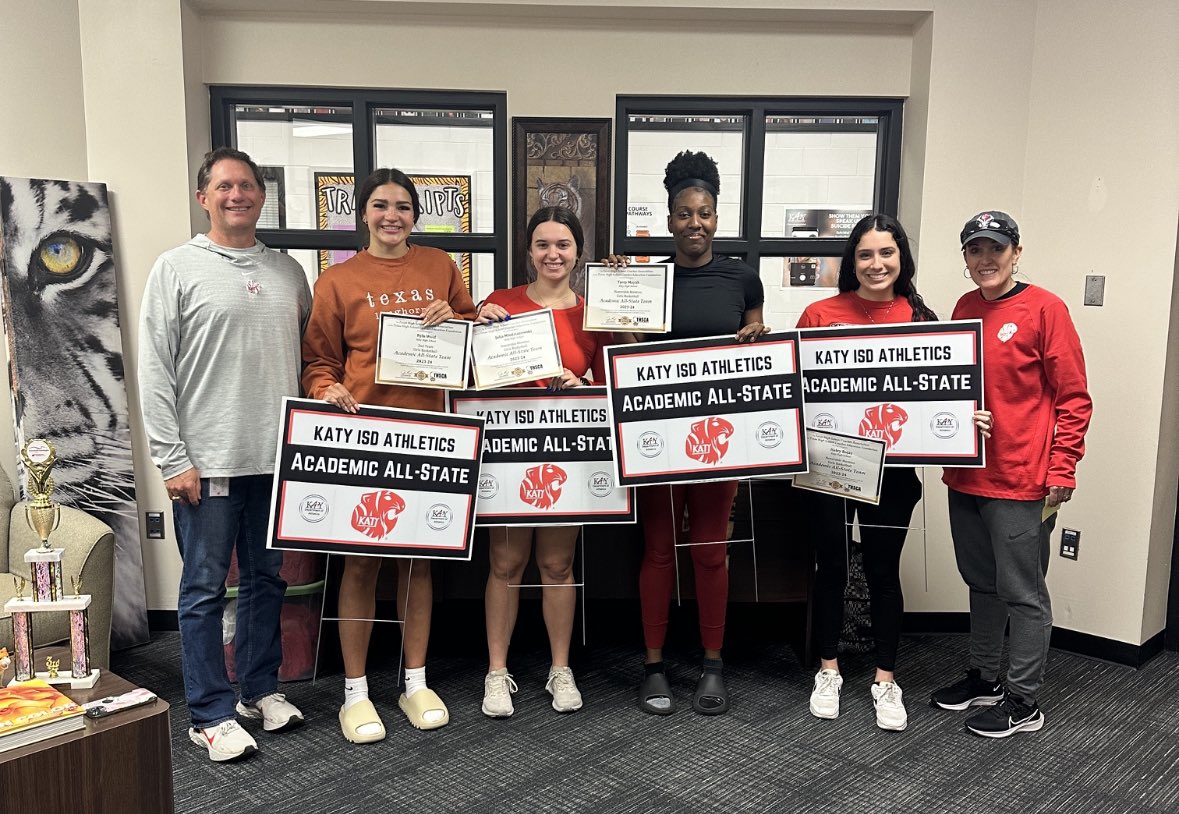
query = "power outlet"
xmin=1060 ymin=527 xmax=1080 ymax=560
xmin=146 ymin=511 xmax=165 ymax=539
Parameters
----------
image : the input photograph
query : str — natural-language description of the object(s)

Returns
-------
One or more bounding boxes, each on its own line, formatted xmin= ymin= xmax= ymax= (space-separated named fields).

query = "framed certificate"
xmin=792 ymin=428 xmax=886 ymax=505
xmin=470 ymin=309 xmax=564 ymax=389
xmin=375 ymin=313 xmax=472 ymax=389
xmin=582 ymin=262 xmax=674 ymax=333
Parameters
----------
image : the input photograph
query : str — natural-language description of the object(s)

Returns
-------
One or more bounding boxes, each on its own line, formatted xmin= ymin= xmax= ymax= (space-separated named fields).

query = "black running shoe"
xmin=930 ymin=668 xmax=1005 ymax=711
xmin=964 ymin=695 xmax=1044 ymax=738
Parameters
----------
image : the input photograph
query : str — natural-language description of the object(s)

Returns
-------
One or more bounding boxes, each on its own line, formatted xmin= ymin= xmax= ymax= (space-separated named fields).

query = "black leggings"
xmin=811 ymin=467 xmax=923 ymax=672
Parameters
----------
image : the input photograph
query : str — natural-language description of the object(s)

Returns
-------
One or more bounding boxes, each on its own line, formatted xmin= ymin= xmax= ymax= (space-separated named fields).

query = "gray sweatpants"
xmin=947 ymin=488 xmax=1056 ymax=703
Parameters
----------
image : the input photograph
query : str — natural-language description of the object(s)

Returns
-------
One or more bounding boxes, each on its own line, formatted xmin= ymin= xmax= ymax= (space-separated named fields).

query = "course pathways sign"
xmin=605 ymin=333 xmax=807 ymax=486
xmin=797 ymin=320 xmax=985 ymax=467
xmin=448 ymin=387 xmax=635 ymax=526
xmin=267 ymin=398 xmax=484 ymax=560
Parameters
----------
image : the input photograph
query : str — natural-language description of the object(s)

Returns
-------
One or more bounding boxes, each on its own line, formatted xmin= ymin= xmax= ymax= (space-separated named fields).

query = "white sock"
xmin=343 ymin=675 xmax=369 ymax=710
xmin=404 ymin=666 xmax=427 ymax=698
xmin=404 ymin=666 xmax=445 ymax=724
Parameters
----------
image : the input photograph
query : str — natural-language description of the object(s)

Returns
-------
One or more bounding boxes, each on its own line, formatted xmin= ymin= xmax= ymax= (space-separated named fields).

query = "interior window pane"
xmin=626 ymin=114 xmax=745 ymax=239
xmin=234 ymin=104 xmax=354 ymax=232
xmin=757 ymin=255 xmax=839 ymax=330
xmin=761 ymin=115 xmax=877 ymax=238
xmin=373 ymin=107 xmax=495 ymax=235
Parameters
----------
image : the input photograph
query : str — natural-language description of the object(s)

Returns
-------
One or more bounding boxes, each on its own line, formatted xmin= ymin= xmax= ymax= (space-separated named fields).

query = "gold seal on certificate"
xmin=470 ymin=309 xmax=564 ymax=389
xmin=375 ymin=313 xmax=472 ymax=389
xmin=792 ymin=429 xmax=886 ymax=505
xmin=582 ymin=262 xmax=674 ymax=333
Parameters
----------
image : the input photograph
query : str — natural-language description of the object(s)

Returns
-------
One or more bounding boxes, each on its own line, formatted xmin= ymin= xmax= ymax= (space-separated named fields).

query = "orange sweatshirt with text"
xmin=302 ymin=245 xmax=477 ymax=413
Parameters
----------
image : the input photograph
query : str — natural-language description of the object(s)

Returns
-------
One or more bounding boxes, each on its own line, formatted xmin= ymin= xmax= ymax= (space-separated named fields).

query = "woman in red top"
xmin=796 ymin=214 xmax=984 ymax=731
xmin=475 ymin=207 xmax=610 ymax=718
xmin=931 ymin=211 xmax=1092 ymax=738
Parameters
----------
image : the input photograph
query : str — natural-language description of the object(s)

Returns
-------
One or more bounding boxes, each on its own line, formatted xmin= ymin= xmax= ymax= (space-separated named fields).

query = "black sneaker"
xmin=930 ymin=668 xmax=1005 ymax=711
xmin=964 ymin=695 xmax=1044 ymax=738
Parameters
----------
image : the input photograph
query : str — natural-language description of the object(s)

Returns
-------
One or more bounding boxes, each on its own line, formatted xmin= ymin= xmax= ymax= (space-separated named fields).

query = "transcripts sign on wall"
xmin=0 ymin=176 xmax=149 ymax=649
xmin=313 ymin=172 xmax=473 ymax=288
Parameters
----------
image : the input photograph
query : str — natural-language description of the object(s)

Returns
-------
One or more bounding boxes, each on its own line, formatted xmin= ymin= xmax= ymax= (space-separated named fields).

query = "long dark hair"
xmin=838 ymin=214 xmax=937 ymax=321
xmin=526 ymin=205 xmax=585 ymax=259
xmin=356 ymin=168 xmax=422 ymax=247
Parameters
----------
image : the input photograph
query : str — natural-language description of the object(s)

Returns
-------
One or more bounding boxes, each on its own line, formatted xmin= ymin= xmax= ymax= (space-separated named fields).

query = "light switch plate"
xmin=1084 ymin=275 xmax=1104 ymax=306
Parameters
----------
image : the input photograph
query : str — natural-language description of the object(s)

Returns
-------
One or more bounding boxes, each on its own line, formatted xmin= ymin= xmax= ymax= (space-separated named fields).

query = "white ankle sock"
xmin=343 ymin=675 xmax=369 ymax=710
xmin=404 ymin=666 xmax=427 ymax=698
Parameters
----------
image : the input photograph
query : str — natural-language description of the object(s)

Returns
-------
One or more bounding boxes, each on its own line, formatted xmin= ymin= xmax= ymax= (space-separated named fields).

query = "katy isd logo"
xmin=685 ymin=417 xmax=735 ymax=465
xmin=351 ymin=490 xmax=406 ymax=539
xmin=859 ymin=403 xmax=909 ymax=449
xmin=519 ymin=464 xmax=568 ymax=509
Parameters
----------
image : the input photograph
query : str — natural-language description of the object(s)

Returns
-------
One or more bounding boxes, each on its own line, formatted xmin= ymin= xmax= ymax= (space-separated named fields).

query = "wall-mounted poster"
xmin=0 ymin=176 xmax=148 ymax=650
xmin=314 ymin=173 xmax=472 ymax=289
xmin=782 ymin=208 xmax=872 ymax=287
xmin=512 ymin=118 xmax=611 ymax=293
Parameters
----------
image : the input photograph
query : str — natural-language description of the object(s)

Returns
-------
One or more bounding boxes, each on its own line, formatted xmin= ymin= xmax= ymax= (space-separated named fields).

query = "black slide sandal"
xmin=639 ymin=670 xmax=676 ymax=716
xmin=693 ymin=666 xmax=729 ymax=715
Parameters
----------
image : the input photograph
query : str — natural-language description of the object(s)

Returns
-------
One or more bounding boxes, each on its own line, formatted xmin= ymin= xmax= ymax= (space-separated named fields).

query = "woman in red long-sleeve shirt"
xmin=931 ymin=210 xmax=1093 ymax=739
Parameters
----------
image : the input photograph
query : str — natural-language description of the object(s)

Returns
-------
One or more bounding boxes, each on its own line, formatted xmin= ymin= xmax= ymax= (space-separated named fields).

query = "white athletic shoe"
xmin=546 ymin=666 xmax=584 ymax=713
xmin=482 ymin=668 xmax=518 ymax=718
xmin=809 ymin=669 xmax=843 ymax=719
xmin=189 ymin=720 xmax=258 ymax=762
xmin=236 ymin=692 xmax=305 ymax=732
xmin=871 ymin=681 xmax=908 ymax=731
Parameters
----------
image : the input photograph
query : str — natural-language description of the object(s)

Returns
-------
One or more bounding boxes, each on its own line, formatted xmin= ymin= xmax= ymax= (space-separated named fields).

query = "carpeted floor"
xmin=112 ymin=625 xmax=1179 ymax=814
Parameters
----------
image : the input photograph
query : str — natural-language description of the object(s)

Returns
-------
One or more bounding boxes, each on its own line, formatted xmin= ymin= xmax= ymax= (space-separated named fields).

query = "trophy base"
xmin=8 ymin=668 xmax=101 ymax=689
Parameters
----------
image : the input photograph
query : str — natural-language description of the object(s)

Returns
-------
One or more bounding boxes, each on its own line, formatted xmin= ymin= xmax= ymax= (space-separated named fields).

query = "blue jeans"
xmin=174 ymin=475 xmax=286 ymax=728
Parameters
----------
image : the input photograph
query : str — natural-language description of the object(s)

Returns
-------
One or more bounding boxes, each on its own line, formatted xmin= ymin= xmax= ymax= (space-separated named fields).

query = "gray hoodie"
xmin=138 ymin=234 xmax=312 ymax=479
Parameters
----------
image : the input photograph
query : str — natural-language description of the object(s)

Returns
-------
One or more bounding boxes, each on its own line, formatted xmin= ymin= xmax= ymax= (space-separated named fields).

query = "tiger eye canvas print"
xmin=0 ymin=176 xmax=148 ymax=651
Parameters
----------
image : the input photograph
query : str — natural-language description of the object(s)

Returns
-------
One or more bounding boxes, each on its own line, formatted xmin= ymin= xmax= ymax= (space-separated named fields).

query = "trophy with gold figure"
xmin=22 ymin=438 xmax=61 ymax=550
xmin=4 ymin=439 xmax=100 ymax=687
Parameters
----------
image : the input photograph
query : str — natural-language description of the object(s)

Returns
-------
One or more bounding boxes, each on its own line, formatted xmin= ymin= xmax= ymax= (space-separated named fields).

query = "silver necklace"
xmin=858 ymin=296 xmax=897 ymax=323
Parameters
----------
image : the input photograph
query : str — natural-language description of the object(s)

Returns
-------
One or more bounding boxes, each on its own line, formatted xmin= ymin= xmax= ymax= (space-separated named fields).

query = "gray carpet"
xmin=112 ymin=630 xmax=1179 ymax=814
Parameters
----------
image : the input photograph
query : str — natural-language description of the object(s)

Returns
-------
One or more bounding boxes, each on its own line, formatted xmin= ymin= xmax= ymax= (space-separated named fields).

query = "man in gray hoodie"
xmin=139 ymin=147 xmax=311 ymax=762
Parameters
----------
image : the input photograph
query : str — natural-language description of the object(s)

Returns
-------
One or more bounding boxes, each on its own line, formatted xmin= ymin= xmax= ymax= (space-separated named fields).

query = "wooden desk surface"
xmin=0 ymin=649 xmax=174 ymax=813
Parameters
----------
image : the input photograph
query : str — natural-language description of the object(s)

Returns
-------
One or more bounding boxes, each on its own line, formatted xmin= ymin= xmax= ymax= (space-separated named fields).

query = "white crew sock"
xmin=404 ymin=666 xmax=427 ymax=698
xmin=343 ymin=675 xmax=369 ymax=710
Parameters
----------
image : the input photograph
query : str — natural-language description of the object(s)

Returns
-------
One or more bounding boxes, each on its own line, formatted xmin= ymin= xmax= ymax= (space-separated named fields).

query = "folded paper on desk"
xmin=0 ymin=679 xmax=85 ymax=752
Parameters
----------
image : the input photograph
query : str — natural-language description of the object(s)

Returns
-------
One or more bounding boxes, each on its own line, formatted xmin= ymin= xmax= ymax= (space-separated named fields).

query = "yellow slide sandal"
xmin=339 ymin=699 xmax=386 ymax=744
xmin=398 ymin=689 xmax=450 ymax=730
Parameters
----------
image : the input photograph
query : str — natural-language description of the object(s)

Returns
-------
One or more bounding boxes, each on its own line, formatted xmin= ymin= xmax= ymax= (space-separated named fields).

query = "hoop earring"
xmin=1013 ymin=263 xmax=1020 ymax=276
xmin=963 ymin=267 xmax=971 ymax=278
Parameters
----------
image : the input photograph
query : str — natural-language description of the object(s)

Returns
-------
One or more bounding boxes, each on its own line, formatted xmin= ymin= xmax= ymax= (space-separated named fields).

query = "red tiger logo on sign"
xmin=859 ymin=403 xmax=909 ymax=449
xmin=685 ymin=417 xmax=735 ymax=464
xmin=519 ymin=464 xmax=568 ymax=509
xmin=351 ymin=490 xmax=406 ymax=539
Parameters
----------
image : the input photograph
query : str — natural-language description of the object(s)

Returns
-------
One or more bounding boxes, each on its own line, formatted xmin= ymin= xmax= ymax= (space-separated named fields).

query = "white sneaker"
xmin=546 ymin=666 xmax=584 ymax=713
xmin=871 ymin=681 xmax=908 ymax=731
xmin=482 ymin=668 xmax=518 ymax=718
xmin=189 ymin=720 xmax=258 ymax=762
xmin=236 ymin=692 xmax=305 ymax=732
xmin=809 ymin=669 xmax=843 ymax=719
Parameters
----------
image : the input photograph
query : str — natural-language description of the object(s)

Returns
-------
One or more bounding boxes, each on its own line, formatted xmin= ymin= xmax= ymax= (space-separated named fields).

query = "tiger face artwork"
xmin=536 ymin=176 xmax=582 ymax=217
xmin=0 ymin=176 xmax=148 ymax=650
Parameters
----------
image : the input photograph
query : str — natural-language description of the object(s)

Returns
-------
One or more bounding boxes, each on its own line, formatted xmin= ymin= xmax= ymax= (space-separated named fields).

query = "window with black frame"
xmin=210 ymin=87 xmax=509 ymax=301
xmin=613 ymin=97 xmax=903 ymax=327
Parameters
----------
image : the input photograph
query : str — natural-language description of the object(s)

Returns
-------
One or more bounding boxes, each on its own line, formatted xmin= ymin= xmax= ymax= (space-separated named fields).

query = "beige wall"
xmin=2 ymin=0 xmax=1176 ymax=647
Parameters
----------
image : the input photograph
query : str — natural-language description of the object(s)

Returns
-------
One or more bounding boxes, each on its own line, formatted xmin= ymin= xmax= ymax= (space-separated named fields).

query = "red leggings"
xmin=638 ymin=481 xmax=738 ymax=651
